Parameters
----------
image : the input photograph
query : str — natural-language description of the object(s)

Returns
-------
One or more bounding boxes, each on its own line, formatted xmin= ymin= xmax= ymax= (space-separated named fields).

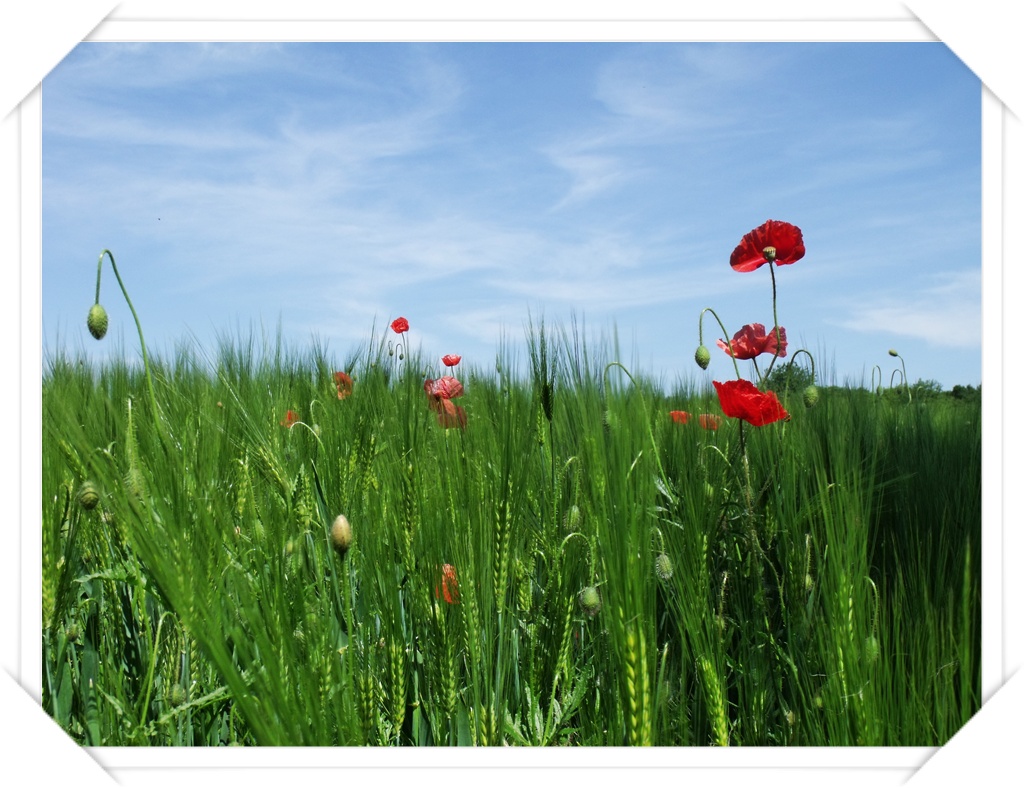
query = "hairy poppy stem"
xmin=762 ymin=262 xmax=783 ymax=382
xmin=93 ymin=249 xmax=163 ymax=438
xmin=698 ymin=308 xmax=742 ymax=380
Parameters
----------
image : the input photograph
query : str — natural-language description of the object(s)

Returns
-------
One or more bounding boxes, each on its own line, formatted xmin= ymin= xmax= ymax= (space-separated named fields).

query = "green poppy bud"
xmin=87 ymin=304 xmax=108 ymax=340
xmin=77 ymin=481 xmax=100 ymax=510
xmin=330 ymin=514 xmax=353 ymax=558
xmin=694 ymin=345 xmax=711 ymax=370
xmin=655 ymin=553 xmax=674 ymax=581
xmin=864 ymin=635 xmax=880 ymax=664
xmin=802 ymin=384 xmax=820 ymax=408
xmin=578 ymin=585 xmax=602 ymax=617
xmin=169 ymin=683 xmax=186 ymax=707
xmin=888 ymin=349 xmax=899 ymax=357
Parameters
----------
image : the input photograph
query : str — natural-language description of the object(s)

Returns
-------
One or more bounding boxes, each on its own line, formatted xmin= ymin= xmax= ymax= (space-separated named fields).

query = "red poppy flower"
xmin=426 ymin=375 xmax=464 ymax=401
xmin=435 ymin=563 xmax=460 ymax=604
xmin=729 ymin=220 xmax=805 ymax=272
xmin=717 ymin=323 xmax=788 ymax=360
xmin=713 ymin=379 xmax=790 ymax=427
xmin=391 ymin=316 xmax=409 ymax=334
xmin=436 ymin=402 xmax=468 ymax=430
xmin=442 ymin=354 xmax=462 ymax=367
xmin=669 ymin=410 xmax=690 ymax=424
xmin=334 ymin=371 xmax=353 ymax=400
xmin=280 ymin=409 xmax=299 ymax=428
xmin=698 ymin=413 xmax=722 ymax=430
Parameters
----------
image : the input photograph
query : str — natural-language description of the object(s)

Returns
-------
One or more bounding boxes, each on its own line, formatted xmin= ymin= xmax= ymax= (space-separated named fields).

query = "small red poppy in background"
xmin=442 ymin=354 xmax=462 ymax=367
xmin=435 ymin=563 xmax=460 ymax=604
xmin=717 ymin=323 xmax=788 ymax=360
xmin=280 ymin=409 xmax=299 ymax=428
xmin=669 ymin=410 xmax=690 ymax=424
xmin=334 ymin=371 xmax=353 ymax=400
xmin=391 ymin=316 xmax=409 ymax=334
xmin=713 ymin=379 xmax=790 ymax=427
xmin=730 ymin=220 xmax=805 ymax=273
xmin=698 ymin=413 xmax=721 ymax=430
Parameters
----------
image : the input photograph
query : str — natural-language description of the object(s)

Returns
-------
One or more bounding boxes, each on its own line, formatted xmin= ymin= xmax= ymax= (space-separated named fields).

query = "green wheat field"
xmin=40 ymin=316 xmax=980 ymax=747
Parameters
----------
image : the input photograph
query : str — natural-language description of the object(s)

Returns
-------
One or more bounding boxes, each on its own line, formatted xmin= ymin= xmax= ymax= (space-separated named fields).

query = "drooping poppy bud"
xmin=802 ymin=384 xmax=820 ymax=408
xmin=77 ymin=481 xmax=100 ymax=510
xmin=655 ymin=553 xmax=674 ymax=581
xmin=695 ymin=345 xmax=711 ymax=370
xmin=87 ymin=304 xmax=109 ymax=340
xmin=330 ymin=514 xmax=353 ymax=558
xmin=578 ymin=585 xmax=602 ymax=617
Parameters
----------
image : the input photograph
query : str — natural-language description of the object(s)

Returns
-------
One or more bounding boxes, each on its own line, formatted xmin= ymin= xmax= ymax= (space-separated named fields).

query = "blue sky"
xmin=41 ymin=42 xmax=981 ymax=390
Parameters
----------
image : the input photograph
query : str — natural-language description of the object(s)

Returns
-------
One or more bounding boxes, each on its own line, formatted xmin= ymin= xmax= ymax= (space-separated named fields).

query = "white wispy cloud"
xmin=829 ymin=270 xmax=981 ymax=348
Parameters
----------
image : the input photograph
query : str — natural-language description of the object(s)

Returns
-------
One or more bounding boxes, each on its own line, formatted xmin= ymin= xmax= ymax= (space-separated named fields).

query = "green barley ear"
xmin=87 ymin=304 xmax=108 ymax=340
xmin=694 ymin=345 xmax=711 ymax=370
xmin=330 ymin=514 xmax=353 ymax=559
xmin=77 ymin=480 xmax=100 ymax=510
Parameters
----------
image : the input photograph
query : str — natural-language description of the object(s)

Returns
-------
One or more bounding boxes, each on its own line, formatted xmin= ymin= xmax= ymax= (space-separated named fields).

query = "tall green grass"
xmin=41 ymin=323 xmax=980 ymax=746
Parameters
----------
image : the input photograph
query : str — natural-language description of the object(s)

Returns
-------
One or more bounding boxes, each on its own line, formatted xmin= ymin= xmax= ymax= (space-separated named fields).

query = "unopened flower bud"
xmin=330 ymin=514 xmax=353 ymax=558
xmin=87 ymin=304 xmax=108 ymax=340
xmin=578 ymin=585 xmax=602 ymax=617
xmin=864 ymin=635 xmax=880 ymax=664
xmin=888 ymin=349 xmax=899 ymax=357
xmin=77 ymin=481 xmax=100 ymax=510
xmin=655 ymin=553 xmax=674 ymax=581
xmin=694 ymin=345 xmax=711 ymax=370
xmin=802 ymin=384 xmax=820 ymax=408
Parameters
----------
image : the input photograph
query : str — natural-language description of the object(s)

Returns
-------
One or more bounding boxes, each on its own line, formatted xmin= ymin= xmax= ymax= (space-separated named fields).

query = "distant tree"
xmin=910 ymin=378 xmax=943 ymax=400
xmin=950 ymin=383 xmax=981 ymax=403
xmin=762 ymin=360 xmax=814 ymax=394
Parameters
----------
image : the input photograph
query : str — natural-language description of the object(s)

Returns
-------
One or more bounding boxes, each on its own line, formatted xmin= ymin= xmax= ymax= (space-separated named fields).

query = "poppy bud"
xmin=65 ymin=623 xmax=81 ymax=643
xmin=578 ymin=585 xmax=602 ymax=617
xmin=77 ymin=481 xmax=100 ymax=510
xmin=655 ymin=553 xmax=674 ymax=581
xmin=330 ymin=514 xmax=353 ymax=558
xmin=802 ymin=384 xmax=820 ymax=408
xmin=169 ymin=683 xmax=186 ymax=707
xmin=888 ymin=349 xmax=899 ymax=357
xmin=87 ymin=304 xmax=108 ymax=340
xmin=694 ymin=345 xmax=711 ymax=370
xmin=864 ymin=635 xmax=880 ymax=664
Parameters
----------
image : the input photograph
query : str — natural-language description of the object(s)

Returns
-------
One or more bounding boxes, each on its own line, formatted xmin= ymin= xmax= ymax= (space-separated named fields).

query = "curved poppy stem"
xmin=603 ymin=361 xmax=668 ymax=485
xmin=698 ymin=308 xmax=742 ymax=380
xmin=93 ymin=249 xmax=163 ymax=438
xmin=870 ymin=365 xmax=883 ymax=395
xmin=779 ymin=349 xmax=817 ymax=401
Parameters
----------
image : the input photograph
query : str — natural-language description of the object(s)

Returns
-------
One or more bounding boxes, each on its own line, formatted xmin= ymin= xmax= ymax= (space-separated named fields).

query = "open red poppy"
xmin=442 ymin=354 xmax=462 ymax=367
xmin=391 ymin=316 xmax=409 ymax=334
xmin=717 ymin=323 xmax=787 ymax=360
xmin=436 ymin=402 xmax=468 ymax=429
xmin=730 ymin=220 xmax=805 ymax=272
xmin=280 ymin=409 xmax=299 ymax=428
xmin=435 ymin=563 xmax=460 ymax=604
xmin=427 ymin=375 xmax=464 ymax=400
xmin=334 ymin=371 xmax=353 ymax=399
xmin=713 ymin=379 xmax=790 ymax=426
xmin=669 ymin=410 xmax=690 ymax=424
